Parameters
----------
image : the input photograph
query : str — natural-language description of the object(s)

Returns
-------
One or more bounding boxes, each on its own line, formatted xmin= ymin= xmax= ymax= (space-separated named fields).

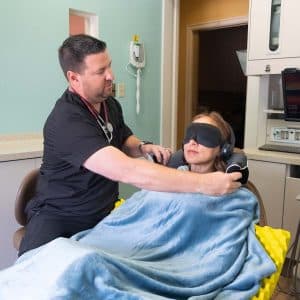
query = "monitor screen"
xmin=282 ymin=68 xmax=300 ymax=122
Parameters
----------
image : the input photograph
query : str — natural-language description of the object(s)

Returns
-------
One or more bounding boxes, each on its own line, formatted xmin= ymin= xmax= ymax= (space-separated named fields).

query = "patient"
xmin=180 ymin=111 xmax=233 ymax=173
xmin=0 ymin=112 xmax=276 ymax=300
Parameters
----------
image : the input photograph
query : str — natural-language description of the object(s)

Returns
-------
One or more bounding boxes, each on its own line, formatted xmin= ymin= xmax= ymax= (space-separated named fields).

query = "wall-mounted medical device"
xmin=129 ymin=41 xmax=145 ymax=69
xmin=258 ymin=68 xmax=300 ymax=154
xmin=271 ymin=127 xmax=300 ymax=144
xmin=127 ymin=35 xmax=146 ymax=115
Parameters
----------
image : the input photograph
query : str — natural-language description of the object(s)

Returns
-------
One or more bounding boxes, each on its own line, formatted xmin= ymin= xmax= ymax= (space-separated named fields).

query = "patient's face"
xmin=183 ymin=116 xmax=221 ymax=170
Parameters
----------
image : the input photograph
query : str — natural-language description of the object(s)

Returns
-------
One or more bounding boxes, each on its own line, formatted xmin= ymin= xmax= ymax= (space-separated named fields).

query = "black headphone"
xmin=220 ymin=122 xmax=235 ymax=161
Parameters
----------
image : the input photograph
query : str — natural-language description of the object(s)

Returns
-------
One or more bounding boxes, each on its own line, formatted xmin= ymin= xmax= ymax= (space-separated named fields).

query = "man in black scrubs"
xmin=19 ymin=34 xmax=241 ymax=256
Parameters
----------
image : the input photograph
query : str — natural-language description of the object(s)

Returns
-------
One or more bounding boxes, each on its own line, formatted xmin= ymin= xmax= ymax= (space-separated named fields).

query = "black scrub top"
xmin=26 ymin=89 xmax=133 ymax=221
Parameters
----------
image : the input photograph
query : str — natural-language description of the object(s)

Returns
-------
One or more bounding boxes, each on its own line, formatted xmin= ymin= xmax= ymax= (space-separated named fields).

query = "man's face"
xmin=78 ymin=50 xmax=114 ymax=104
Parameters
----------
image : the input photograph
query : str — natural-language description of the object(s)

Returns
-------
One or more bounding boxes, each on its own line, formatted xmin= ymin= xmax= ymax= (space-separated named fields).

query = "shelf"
xmin=264 ymin=109 xmax=284 ymax=114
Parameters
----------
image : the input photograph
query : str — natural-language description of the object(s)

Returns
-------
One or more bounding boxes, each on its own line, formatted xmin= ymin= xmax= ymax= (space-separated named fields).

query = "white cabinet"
xmin=247 ymin=0 xmax=300 ymax=75
xmin=283 ymin=176 xmax=300 ymax=252
xmin=248 ymin=159 xmax=300 ymax=253
xmin=248 ymin=159 xmax=286 ymax=228
xmin=0 ymin=158 xmax=41 ymax=270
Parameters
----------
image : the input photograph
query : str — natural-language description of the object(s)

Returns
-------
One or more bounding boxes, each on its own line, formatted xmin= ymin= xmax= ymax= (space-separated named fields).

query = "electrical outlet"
xmin=117 ymin=83 xmax=125 ymax=98
xmin=112 ymin=83 xmax=116 ymax=97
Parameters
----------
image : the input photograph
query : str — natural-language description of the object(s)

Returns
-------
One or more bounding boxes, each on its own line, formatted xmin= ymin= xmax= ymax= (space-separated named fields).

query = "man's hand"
xmin=197 ymin=171 xmax=242 ymax=195
xmin=140 ymin=144 xmax=172 ymax=165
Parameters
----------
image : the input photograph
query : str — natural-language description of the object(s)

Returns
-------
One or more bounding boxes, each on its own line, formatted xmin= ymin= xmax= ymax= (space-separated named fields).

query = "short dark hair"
xmin=58 ymin=34 xmax=107 ymax=78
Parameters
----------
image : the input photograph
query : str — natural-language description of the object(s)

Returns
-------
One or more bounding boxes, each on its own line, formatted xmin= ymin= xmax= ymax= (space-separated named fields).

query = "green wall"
xmin=0 ymin=0 xmax=162 ymax=144
xmin=0 ymin=0 xmax=163 ymax=197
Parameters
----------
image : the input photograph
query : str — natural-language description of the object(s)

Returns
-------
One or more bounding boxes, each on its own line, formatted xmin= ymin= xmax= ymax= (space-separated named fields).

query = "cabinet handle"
xmin=296 ymin=195 xmax=300 ymax=201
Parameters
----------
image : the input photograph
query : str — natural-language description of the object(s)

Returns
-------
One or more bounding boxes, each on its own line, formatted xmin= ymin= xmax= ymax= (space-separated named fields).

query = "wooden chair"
xmin=13 ymin=168 xmax=39 ymax=251
xmin=244 ymin=180 xmax=268 ymax=226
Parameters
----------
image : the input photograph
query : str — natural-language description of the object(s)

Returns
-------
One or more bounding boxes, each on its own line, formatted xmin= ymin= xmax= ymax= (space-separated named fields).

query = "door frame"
xmin=160 ymin=0 xmax=180 ymax=150
xmin=69 ymin=8 xmax=99 ymax=38
xmin=184 ymin=16 xmax=248 ymax=129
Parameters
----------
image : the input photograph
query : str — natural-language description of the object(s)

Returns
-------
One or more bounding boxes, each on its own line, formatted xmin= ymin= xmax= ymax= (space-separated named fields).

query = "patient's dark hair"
xmin=192 ymin=111 xmax=231 ymax=172
xmin=58 ymin=34 xmax=107 ymax=78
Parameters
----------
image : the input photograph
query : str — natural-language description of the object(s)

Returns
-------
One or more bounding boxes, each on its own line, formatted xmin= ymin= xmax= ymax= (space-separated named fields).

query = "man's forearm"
xmin=84 ymin=146 xmax=242 ymax=196
xmin=116 ymin=157 xmax=241 ymax=195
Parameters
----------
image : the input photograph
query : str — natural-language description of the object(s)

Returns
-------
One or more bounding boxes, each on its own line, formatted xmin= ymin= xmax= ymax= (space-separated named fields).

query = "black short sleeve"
xmin=47 ymin=101 xmax=107 ymax=168
xmin=44 ymin=91 xmax=133 ymax=168
xmin=28 ymin=90 xmax=134 ymax=219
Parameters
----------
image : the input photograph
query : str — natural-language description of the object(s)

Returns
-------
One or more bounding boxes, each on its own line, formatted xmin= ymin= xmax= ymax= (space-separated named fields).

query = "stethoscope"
xmin=92 ymin=104 xmax=113 ymax=143
xmin=70 ymin=89 xmax=113 ymax=143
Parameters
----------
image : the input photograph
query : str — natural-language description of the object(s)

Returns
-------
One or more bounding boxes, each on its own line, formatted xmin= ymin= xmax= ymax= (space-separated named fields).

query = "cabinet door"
xmin=248 ymin=159 xmax=286 ymax=228
xmin=247 ymin=0 xmax=300 ymax=75
xmin=248 ymin=0 xmax=272 ymax=61
xmin=0 ymin=159 xmax=36 ymax=270
xmin=248 ymin=0 xmax=300 ymax=61
xmin=283 ymin=177 xmax=300 ymax=252
xmin=35 ymin=157 xmax=42 ymax=169
xmin=279 ymin=0 xmax=300 ymax=58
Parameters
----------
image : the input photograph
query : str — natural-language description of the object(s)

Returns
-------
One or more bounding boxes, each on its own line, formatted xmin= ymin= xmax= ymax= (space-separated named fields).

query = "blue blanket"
xmin=0 ymin=188 xmax=275 ymax=299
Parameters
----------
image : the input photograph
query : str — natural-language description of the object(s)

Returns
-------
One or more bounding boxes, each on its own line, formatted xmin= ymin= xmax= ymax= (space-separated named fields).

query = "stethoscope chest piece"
xmin=106 ymin=122 xmax=113 ymax=133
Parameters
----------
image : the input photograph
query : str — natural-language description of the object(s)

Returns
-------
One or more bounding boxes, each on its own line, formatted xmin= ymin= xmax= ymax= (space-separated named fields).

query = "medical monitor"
xmin=282 ymin=68 xmax=300 ymax=122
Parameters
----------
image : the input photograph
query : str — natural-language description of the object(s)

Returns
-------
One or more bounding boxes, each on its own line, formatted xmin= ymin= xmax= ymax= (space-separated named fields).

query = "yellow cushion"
xmin=252 ymin=225 xmax=291 ymax=300
xmin=114 ymin=198 xmax=126 ymax=209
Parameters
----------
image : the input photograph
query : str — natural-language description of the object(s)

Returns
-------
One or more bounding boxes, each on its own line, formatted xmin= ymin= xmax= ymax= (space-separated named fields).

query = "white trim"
xmin=184 ymin=16 xmax=248 ymax=128
xmin=160 ymin=0 xmax=180 ymax=150
xmin=188 ymin=16 xmax=248 ymax=32
xmin=172 ymin=0 xmax=180 ymax=150
xmin=69 ymin=8 xmax=99 ymax=38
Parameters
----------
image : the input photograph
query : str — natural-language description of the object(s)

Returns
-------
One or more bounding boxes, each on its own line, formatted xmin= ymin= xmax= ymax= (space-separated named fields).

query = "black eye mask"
xmin=183 ymin=123 xmax=222 ymax=148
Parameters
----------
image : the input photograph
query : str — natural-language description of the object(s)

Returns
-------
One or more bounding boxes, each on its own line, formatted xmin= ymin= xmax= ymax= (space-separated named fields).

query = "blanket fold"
xmin=0 ymin=188 xmax=276 ymax=299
